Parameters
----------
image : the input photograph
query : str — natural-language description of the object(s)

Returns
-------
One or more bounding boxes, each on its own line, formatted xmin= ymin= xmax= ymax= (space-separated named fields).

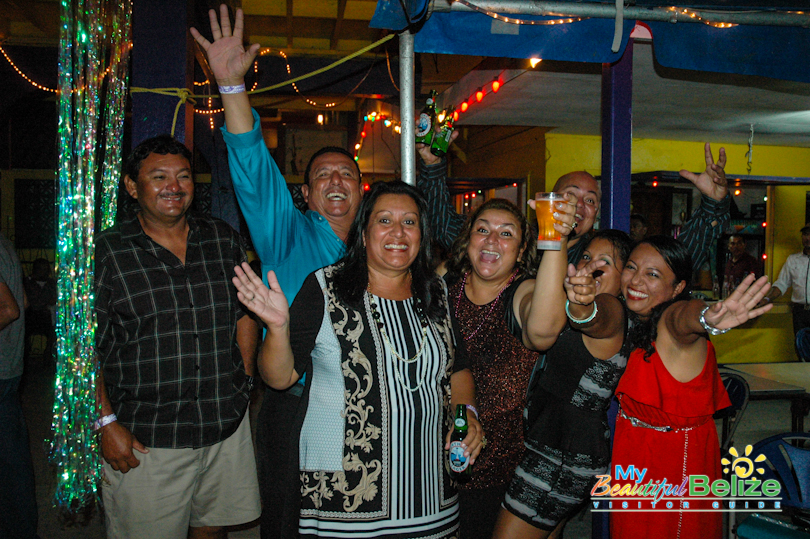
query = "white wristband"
xmin=93 ymin=413 xmax=117 ymax=431
xmin=218 ymin=83 xmax=246 ymax=95
xmin=465 ymin=404 xmax=479 ymax=421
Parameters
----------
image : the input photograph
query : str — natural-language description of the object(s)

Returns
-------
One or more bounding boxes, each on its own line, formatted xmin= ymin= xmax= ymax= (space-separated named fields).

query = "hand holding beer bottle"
xmin=447 ymin=405 xmax=474 ymax=483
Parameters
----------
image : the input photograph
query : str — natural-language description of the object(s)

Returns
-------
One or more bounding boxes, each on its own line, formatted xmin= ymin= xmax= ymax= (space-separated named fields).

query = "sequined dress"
xmin=504 ymin=325 xmax=629 ymax=531
xmin=448 ymin=276 xmax=540 ymax=538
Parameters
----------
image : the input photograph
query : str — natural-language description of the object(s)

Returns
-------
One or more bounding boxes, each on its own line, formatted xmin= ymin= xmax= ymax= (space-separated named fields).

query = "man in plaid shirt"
xmin=95 ymin=135 xmax=260 ymax=539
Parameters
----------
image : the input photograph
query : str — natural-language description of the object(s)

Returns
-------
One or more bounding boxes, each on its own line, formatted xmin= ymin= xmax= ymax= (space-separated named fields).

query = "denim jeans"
xmin=0 ymin=375 xmax=38 ymax=539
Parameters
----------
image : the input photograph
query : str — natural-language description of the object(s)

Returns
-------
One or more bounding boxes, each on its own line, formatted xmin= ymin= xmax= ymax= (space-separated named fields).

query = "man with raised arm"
xmin=191 ymin=7 xmax=451 ymax=538
xmin=419 ymin=143 xmax=731 ymax=272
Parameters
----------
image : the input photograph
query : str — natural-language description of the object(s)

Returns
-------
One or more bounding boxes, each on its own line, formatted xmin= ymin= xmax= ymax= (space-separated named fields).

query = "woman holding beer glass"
xmin=493 ymin=228 xmax=633 ymax=539
xmin=441 ymin=195 xmax=577 ymax=539
xmin=233 ymin=181 xmax=482 ymax=538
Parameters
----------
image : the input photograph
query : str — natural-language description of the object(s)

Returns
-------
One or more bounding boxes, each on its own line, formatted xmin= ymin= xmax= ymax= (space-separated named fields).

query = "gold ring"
xmin=481 ymin=436 xmax=488 ymax=449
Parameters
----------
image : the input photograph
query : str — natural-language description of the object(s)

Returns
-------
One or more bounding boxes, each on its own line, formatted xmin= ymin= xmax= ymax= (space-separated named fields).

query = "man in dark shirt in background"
xmin=723 ymin=234 xmax=763 ymax=290
xmin=95 ymin=135 xmax=260 ymax=539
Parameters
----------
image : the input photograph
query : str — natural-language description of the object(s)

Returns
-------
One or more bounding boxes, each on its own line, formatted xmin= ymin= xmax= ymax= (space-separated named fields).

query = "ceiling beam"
xmin=245 ymin=15 xmax=379 ymax=42
xmin=286 ymin=0 xmax=293 ymax=48
xmin=330 ymin=0 xmax=348 ymax=50
xmin=4 ymin=1 xmax=59 ymax=38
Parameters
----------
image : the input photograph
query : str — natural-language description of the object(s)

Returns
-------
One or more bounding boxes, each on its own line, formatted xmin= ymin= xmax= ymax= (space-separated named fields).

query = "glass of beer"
xmin=535 ymin=192 xmax=565 ymax=250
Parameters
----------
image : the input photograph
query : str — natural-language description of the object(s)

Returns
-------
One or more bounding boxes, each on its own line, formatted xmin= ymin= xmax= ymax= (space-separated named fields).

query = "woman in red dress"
xmin=611 ymin=236 xmax=772 ymax=539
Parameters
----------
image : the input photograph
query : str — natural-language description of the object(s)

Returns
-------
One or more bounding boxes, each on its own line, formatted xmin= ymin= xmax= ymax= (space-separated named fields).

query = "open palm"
xmin=190 ymin=5 xmax=259 ymax=86
xmin=704 ymin=274 xmax=772 ymax=330
xmin=232 ymin=263 xmax=289 ymax=329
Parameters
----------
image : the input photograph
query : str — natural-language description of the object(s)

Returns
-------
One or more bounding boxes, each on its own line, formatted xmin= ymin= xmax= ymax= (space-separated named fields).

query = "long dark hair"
xmin=626 ymin=235 xmax=693 ymax=359
xmin=331 ymin=181 xmax=444 ymax=321
xmin=445 ymin=198 xmax=537 ymax=279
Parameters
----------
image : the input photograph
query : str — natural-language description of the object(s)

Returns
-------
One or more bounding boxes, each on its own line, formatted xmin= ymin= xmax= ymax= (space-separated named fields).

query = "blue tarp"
xmin=371 ymin=0 xmax=810 ymax=83
xmin=414 ymin=13 xmax=634 ymax=64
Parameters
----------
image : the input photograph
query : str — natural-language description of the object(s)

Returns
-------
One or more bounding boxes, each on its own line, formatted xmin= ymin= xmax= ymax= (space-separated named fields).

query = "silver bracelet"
xmin=465 ymin=404 xmax=479 ymax=421
xmin=565 ymin=299 xmax=598 ymax=324
xmin=93 ymin=413 xmax=117 ymax=431
xmin=218 ymin=83 xmax=246 ymax=95
xmin=699 ymin=305 xmax=731 ymax=336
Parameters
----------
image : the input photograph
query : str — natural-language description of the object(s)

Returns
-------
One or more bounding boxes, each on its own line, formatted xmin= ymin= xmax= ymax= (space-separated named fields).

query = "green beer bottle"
xmin=415 ymin=90 xmax=438 ymax=146
xmin=448 ymin=404 xmax=472 ymax=483
xmin=430 ymin=108 xmax=455 ymax=158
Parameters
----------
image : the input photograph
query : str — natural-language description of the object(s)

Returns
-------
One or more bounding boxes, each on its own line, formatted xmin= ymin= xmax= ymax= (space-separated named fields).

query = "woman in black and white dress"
xmin=233 ymin=181 xmax=483 ymax=538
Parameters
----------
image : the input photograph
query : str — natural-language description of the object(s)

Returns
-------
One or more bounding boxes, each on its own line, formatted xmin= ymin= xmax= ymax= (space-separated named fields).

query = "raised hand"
xmin=703 ymin=273 xmax=773 ymax=331
xmin=416 ymin=129 xmax=458 ymax=165
xmin=679 ymin=142 xmax=728 ymax=202
xmin=190 ymin=5 xmax=260 ymax=86
xmin=564 ymin=258 xmax=606 ymax=306
xmin=232 ymin=263 xmax=289 ymax=330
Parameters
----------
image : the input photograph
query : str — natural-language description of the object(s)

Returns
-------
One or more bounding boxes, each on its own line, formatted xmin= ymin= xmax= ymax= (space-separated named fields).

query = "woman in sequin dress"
xmin=441 ymin=197 xmax=577 ymax=539
xmin=493 ymin=229 xmax=633 ymax=539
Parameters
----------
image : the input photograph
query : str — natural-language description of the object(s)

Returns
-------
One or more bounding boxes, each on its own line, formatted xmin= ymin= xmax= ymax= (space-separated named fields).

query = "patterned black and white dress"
xmin=504 ymin=324 xmax=629 ymax=531
xmin=289 ymin=266 xmax=465 ymax=538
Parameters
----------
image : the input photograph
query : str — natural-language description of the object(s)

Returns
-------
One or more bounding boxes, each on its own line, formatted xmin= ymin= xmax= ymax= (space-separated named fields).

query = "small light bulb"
xmin=529 ymin=58 xmax=542 ymax=68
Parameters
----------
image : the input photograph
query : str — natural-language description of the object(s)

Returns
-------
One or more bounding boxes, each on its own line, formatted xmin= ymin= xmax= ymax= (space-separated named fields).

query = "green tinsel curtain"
xmin=52 ymin=0 xmax=132 ymax=516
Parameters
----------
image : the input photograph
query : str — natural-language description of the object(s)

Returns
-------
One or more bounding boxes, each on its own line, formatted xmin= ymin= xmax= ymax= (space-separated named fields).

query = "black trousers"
xmin=791 ymin=303 xmax=810 ymax=361
xmin=256 ymin=386 xmax=303 ymax=539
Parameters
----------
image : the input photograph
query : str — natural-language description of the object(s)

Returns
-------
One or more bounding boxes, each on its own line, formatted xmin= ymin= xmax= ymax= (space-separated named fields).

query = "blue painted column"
xmin=130 ymin=0 xmax=193 ymax=148
xmin=593 ymin=39 xmax=634 ymax=539
xmin=600 ymin=39 xmax=634 ymax=233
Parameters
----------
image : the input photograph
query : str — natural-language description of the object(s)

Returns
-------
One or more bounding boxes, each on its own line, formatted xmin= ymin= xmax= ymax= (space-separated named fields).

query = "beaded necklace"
xmin=367 ymin=288 xmax=430 ymax=392
xmin=455 ymin=269 xmax=519 ymax=341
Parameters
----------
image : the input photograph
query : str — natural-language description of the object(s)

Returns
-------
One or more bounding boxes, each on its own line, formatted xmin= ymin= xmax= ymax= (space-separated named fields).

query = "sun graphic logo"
xmin=721 ymin=445 xmax=767 ymax=479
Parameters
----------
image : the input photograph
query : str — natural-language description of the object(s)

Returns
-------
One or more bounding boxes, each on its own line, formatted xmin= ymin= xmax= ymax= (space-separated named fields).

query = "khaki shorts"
xmin=102 ymin=413 xmax=260 ymax=539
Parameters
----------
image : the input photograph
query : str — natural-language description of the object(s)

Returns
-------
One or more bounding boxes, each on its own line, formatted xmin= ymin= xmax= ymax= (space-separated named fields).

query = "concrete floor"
xmin=20 ymin=357 xmax=802 ymax=539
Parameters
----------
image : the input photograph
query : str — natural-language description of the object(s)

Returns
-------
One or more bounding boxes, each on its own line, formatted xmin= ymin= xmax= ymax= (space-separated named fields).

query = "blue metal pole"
xmin=600 ymin=39 xmax=633 ymax=233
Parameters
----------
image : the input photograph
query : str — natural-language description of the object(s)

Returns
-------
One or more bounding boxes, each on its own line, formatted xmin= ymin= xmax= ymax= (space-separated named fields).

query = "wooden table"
xmin=721 ymin=363 xmax=810 ymax=432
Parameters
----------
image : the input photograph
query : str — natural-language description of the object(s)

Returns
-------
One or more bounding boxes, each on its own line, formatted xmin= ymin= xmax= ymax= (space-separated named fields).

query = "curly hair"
xmin=331 ymin=181 xmax=444 ymax=321
xmin=445 ymin=198 xmax=537 ymax=279
xmin=625 ymin=235 xmax=693 ymax=360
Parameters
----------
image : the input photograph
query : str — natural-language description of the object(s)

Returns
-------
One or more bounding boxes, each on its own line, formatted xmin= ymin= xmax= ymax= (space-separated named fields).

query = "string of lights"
xmin=276 ymin=50 xmax=337 ymax=107
xmin=0 ymin=44 xmax=58 ymax=93
xmin=663 ymin=6 xmax=738 ymax=28
xmin=452 ymin=0 xmax=584 ymax=25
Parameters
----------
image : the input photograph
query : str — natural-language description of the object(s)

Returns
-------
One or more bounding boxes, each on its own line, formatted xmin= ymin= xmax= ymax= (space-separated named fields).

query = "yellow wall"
xmin=544 ymin=134 xmax=810 ymax=363
xmin=545 ymin=134 xmax=810 ymax=189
